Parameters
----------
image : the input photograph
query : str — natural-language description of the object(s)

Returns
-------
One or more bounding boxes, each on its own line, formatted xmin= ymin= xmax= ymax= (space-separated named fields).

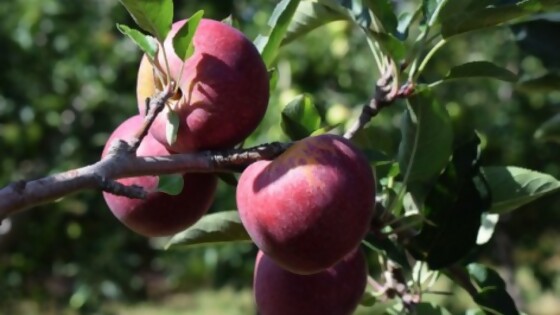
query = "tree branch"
xmin=344 ymin=58 xmax=415 ymax=140
xmin=0 ymin=142 xmax=291 ymax=221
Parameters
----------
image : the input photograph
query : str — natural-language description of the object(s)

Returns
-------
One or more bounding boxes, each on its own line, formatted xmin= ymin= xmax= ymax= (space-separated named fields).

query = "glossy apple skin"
xmin=137 ymin=18 xmax=269 ymax=152
xmin=101 ymin=115 xmax=218 ymax=237
xmin=237 ymin=134 xmax=375 ymax=275
xmin=254 ymin=249 xmax=367 ymax=315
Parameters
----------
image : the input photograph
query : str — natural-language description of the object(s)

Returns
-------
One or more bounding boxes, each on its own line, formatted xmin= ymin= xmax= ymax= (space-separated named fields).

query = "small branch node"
xmin=10 ymin=180 xmax=27 ymax=194
xmin=98 ymin=176 xmax=147 ymax=199
xmin=106 ymin=139 xmax=133 ymax=157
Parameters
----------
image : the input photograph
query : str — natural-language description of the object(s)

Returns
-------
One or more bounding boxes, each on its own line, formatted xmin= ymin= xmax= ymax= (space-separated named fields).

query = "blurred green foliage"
xmin=1 ymin=0 xmax=559 ymax=314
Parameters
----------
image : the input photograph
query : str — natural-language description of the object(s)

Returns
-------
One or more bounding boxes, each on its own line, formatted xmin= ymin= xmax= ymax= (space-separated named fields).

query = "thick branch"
xmin=0 ymin=142 xmax=291 ymax=220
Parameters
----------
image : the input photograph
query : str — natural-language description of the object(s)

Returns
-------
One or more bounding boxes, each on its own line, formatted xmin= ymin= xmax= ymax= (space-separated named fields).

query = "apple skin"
xmin=101 ymin=115 xmax=218 ymax=237
xmin=236 ymin=134 xmax=375 ymax=275
xmin=137 ymin=18 xmax=269 ymax=152
xmin=254 ymin=249 xmax=367 ymax=315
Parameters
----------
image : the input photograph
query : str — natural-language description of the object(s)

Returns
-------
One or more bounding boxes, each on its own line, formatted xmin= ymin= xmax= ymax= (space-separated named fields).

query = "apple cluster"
xmin=239 ymin=134 xmax=375 ymax=314
xmin=102 ymin=18 xmax=375 ymax=315
xmin=102 ymin=18 xmax=269 ymax=237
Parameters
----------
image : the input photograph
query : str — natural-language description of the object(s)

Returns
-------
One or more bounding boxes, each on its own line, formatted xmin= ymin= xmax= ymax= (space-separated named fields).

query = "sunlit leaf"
xmin=172 ymin=10 xmax=204 ymax=61
xmin=116 ymin=24 xmax=158 ymax=59
xmin=363 ymin=0 xmax=399 ymax=36
xmin=322 ymin=0 xmax=406 ymax=59
xmin=476 ymin=213 xmax=500 ymax=245
xmin=441 ymin=0 xmax=560 ymax=38
xmin=397 ymin=7 xmax=419 ymax=39
xmin=255 ymin=0 xmax=302 ymax=67
xmin=422 ymin=0 xmax=449 ymax=26
xmin=118 ymin=0 xmax=173 ymax=41
xmin=283 ymin=1 xmax=344 ymax=45
xmin=166 ymin=211 xmax=251 ymax=249
xmin=483 ymin=166 xmax=560 ymax=214
xmin=165 ymin=109 xmax=180 ymax=146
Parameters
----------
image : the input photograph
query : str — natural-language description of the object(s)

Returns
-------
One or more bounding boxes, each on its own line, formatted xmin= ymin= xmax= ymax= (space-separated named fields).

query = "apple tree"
xmin=1 ymin=0 xmax=560 ymax=314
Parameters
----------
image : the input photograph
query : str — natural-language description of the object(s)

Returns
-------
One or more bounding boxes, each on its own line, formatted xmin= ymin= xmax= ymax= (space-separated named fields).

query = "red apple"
xmin=102 ymin=115 xmax=217 ymax=237
xmin=237 ymin=134 xmax=375 ymax=275
xmin=137 ymin=18 xmax=269 ymax=152
xmin=254 ymin=249 xmax=368 ymax=315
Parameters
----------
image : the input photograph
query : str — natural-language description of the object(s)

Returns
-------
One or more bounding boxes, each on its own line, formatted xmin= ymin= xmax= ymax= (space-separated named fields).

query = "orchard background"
xmin=1 ymin=0 xmax=560 ymax=314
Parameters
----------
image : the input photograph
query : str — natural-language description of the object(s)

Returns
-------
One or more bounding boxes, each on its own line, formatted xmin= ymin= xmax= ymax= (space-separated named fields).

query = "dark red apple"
xmin=102 ymin=115 xmax=217 ymax=237
xmin=237 ymin=134 xmax=375 ymax=275
xmin=137 ymin=18 xmax=269 ymax=152
xmin=254 ymin=249 xmax=368 ymax=315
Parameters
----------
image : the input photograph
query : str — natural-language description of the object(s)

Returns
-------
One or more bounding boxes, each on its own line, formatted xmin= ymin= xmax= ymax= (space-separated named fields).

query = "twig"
xmin=344 ymin=59 xmax=415 ymax=140
xmin=0 ymin=142 xmax=291 ymax=220
xmin=128 ymin=82 xmax=176 ymax=153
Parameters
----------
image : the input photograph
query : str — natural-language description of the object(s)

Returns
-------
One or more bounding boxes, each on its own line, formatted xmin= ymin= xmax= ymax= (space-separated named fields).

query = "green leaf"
xmin=517 ymin=73 xmax=560 ymax=92
xmin=534 ymin=113 xmax=560 ymax=143
xmin=217 ymin=173 xmax=238 ymax=186
xmin=172 ymin=10 xmax=204 ymax=62
xmin=397 ymin=9 xmax=418 ymax=40
xmin=483 ymin=166 xmax=560 ymax=214
xmin=165 ymin=109 xmax=180 ymax=146
xmin=467 ymin=263 xmax=521 ymax=315
xmin=367 ymin=30 xmax=407 ymax=60
xmin=157 ymin=174 xmax=184 ymax=195
xmin=439 ymin=61 xmax=518 ymax=83
xmin=437 ymin=0 xmax=485 ymax=25
xmin=116 ymin=24 xmax=158 ymax=59
xmin=351 ymin=124 xmax=395 ymax=163
xmin=476 ymin=213 xmax=499 ymax=245
xmin=281 ymin=94 xmax=322 ymax=141
xmin=363 ymin=235 xmax=412 ymax=273
xmin=255 ymin=0 xmax=302 ymax=67
xmin=221 ymin=15 xmax=240 ymax=29
xmin=422 ymin=0 xmax=448 ymax=26
xmin=283 ymin=0 xmax=405 ymax=60
xmin=118 ymin=0 xmax=173 ymax=41
xmin=410 ymin=135 xmax=490 ymax=269
xmin=310 ymin=123 xmax=341 ymax=136
xmin=322 ymin=0 xmax=406 ymax=60
xmin=441 ymin=0 xmax=560 ymax=38
xmin=415 ymin=302 xmax=452 ymax=315
xmin=166 ymin=211 xmax=251 ymax=249
xmin=359 ymin=291 xmax=377 ymax=307
xmin=397 ymin=89 xmax=453 ymax=184
xmin=363 ymin=0 xmax=399 ymax=36
xmin=283 ymin=1 xmax=344 ymax=45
